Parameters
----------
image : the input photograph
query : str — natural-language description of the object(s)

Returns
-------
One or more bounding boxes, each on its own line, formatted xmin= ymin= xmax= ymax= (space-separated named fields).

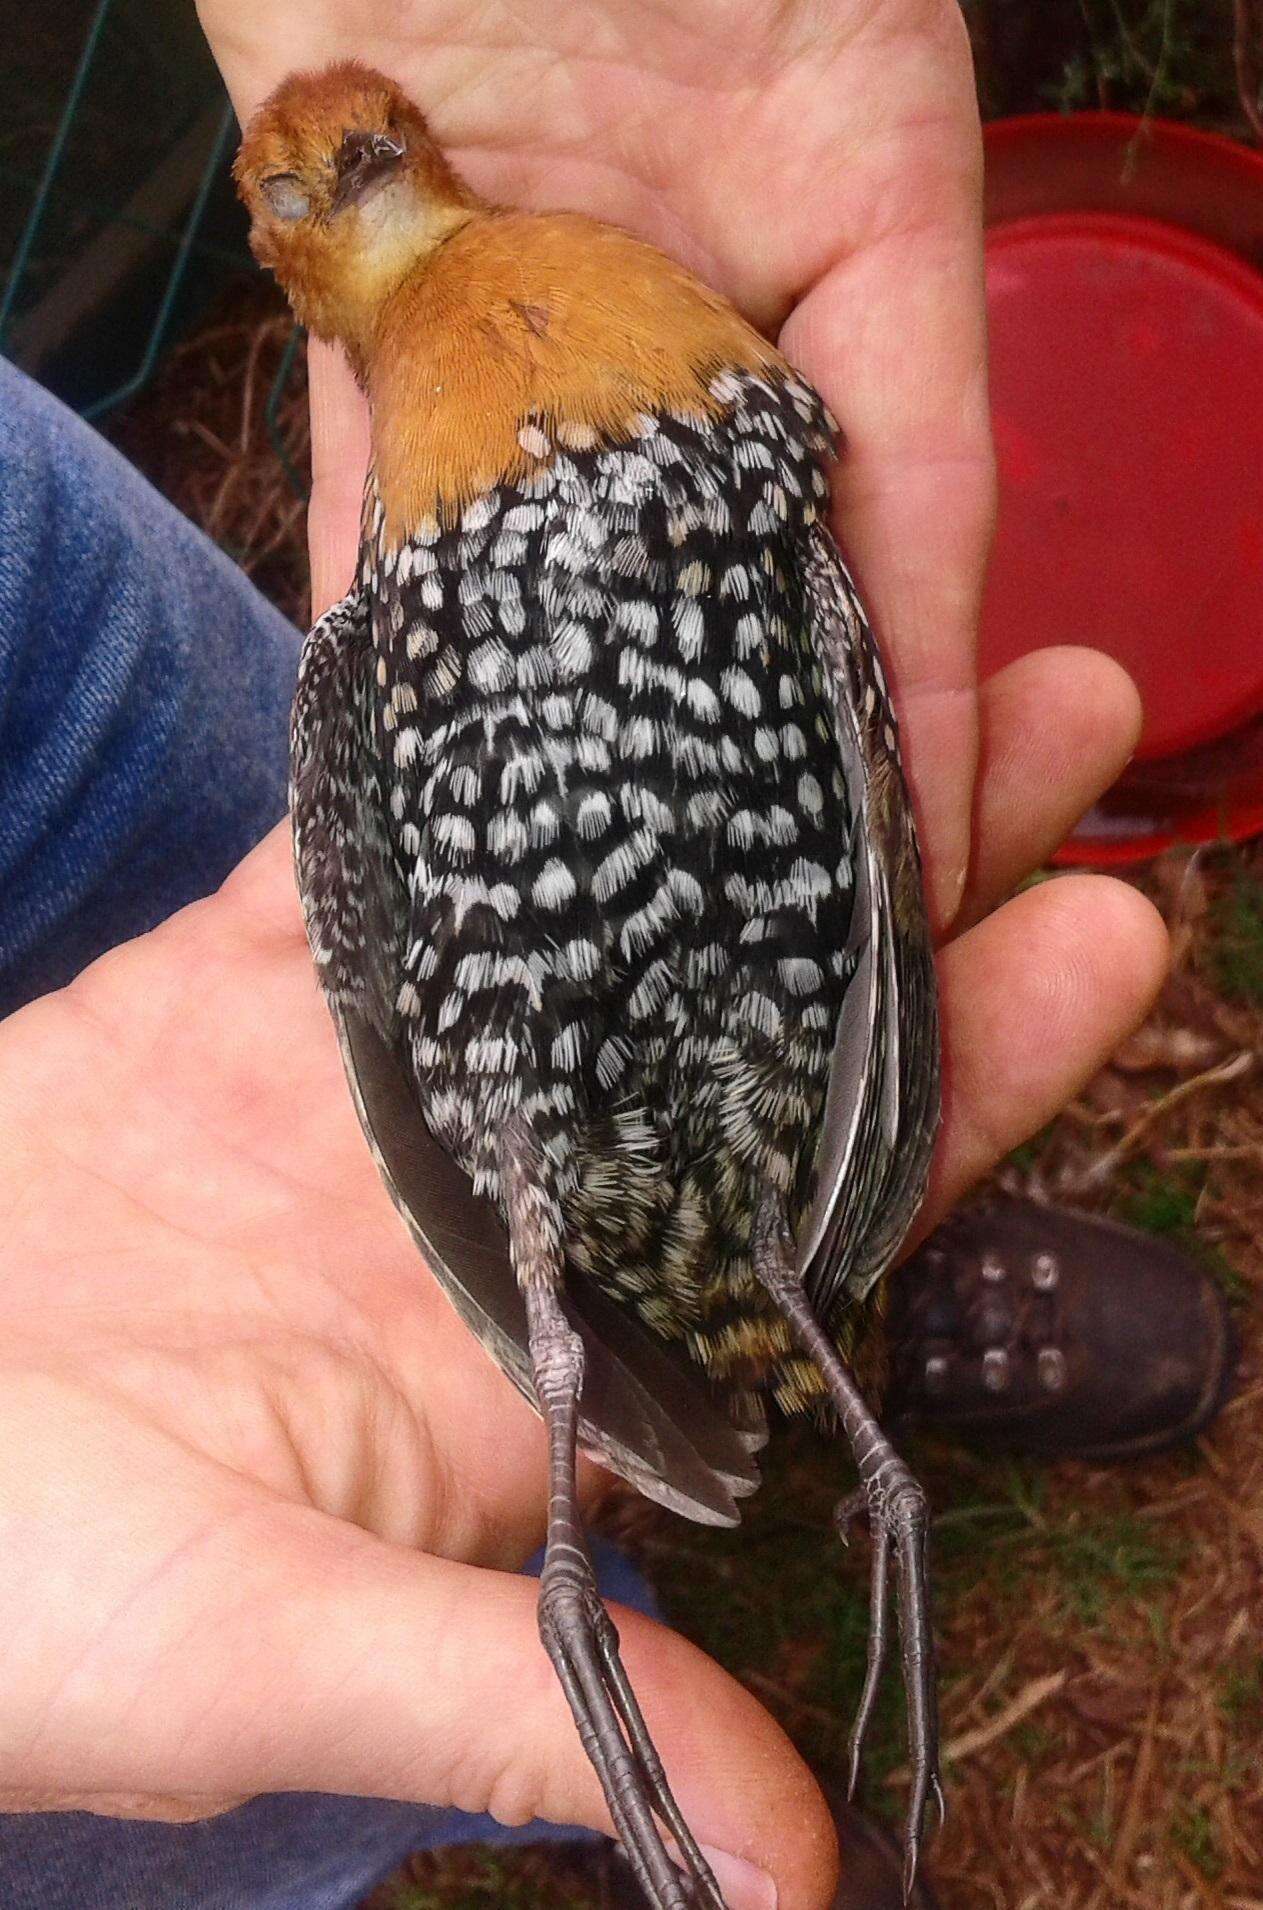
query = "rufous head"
xmin=234 ymin=61 xmax=477 ymax=353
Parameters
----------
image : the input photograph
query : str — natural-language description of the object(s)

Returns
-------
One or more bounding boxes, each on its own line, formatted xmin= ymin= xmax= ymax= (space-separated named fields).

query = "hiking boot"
xmin=886 ymin=1198 xmax=1236 ymax=1460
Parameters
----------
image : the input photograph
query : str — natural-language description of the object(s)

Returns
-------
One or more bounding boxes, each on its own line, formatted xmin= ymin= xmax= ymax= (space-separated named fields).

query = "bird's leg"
xmin=752 ymin=1198 xmax=942 ymax=1896
xmin=501 ymin=1128 xmax=727 ymax=1910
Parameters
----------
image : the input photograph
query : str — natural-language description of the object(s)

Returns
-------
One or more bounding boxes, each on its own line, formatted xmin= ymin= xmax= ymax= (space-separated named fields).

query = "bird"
xmin=236 ymin=61 xmax=942 ymax=1908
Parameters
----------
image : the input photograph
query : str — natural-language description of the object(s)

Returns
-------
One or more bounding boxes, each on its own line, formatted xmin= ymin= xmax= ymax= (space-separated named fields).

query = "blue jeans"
xmin=0 ymin=357 xmax=646 ymax=1905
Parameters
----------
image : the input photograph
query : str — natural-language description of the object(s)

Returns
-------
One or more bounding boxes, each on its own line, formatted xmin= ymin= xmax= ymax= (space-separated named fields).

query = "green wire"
xmin=0 ymin=0 xmax=116 ymax=346
xmin=0 ymin=156 xmax=251 ymax=274
xmin=83 ymin=98 xmax=236 ymax=421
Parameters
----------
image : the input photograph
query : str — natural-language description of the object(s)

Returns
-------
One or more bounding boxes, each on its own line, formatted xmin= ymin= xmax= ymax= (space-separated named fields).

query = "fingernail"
xmin=932 ymin=859 xmax=968 ymax=930
xmin=699 ymin=1843 xmax=778 ymax=1910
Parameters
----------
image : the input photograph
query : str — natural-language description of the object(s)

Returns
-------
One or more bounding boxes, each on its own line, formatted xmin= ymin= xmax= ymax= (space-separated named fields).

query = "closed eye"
xmin=261 ymin=173 xmax=310 ymax=221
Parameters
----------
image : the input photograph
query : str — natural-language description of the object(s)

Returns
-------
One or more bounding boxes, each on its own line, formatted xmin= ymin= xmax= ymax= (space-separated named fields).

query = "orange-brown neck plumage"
xmin=362 ymin=209 xmax=779 ymax=539
xmin=235 ymin=63 xmax=782 ymax=542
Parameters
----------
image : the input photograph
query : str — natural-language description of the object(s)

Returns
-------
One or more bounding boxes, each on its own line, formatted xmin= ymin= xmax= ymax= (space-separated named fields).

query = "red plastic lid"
xmin=980 ymin=115 xmax=1263 ymax=860
xmin=984 ymin=209 xmax=1263 ymax=759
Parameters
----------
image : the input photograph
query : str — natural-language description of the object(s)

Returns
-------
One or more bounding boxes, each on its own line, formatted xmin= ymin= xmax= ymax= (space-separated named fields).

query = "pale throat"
xmin=333 ymin=181 xmax=469 ymax=353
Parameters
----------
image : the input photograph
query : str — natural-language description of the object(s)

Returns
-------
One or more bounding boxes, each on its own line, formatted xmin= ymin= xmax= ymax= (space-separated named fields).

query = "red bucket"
xmin=980 ymin=114 xmax=1263 ymax=863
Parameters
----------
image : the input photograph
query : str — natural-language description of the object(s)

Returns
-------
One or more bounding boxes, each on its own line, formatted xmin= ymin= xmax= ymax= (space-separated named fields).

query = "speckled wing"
xmin=290 ymin=587 xmax=761 ymax=1526
xmin=795 ymin=527 xmax=940 ymax=1323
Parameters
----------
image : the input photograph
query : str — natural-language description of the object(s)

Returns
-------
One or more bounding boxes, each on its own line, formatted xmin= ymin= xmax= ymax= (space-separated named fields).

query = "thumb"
xmin=80 ymin=1494 xmax=840 ymax=1910
xmin=307 ymin=339 xmax=371 ymax=619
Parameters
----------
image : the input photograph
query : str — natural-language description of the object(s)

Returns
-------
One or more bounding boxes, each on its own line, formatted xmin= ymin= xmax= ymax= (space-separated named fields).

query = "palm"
xmin=0 ymin=830 xmax=615 ymax=1827
xmin=6 ymin=827 xmax=554 ymax=1568
xmin=207 ymin=0 xmax=965 ymax=278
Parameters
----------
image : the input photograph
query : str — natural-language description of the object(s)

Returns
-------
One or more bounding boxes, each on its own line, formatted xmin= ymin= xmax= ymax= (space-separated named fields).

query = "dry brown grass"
xmin=106 ymin=279 xmax=312 ymax=627
xmin=915 ymin=846 xmax=1263 ymax=1907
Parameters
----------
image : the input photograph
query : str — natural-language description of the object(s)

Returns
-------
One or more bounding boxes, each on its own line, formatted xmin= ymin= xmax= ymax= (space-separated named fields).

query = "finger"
xmin=924 ymin=874 xmax=1169 ymax=1227
xmin=47 ymin=1492 xmax=840 ymax=1910
xmin=307 ymin=340 xmax=372 ymax=618
xmin=961 ymin=647 xmax=1144 ymax=928
xmin=779 ymin=56 xmax=992 ymax=930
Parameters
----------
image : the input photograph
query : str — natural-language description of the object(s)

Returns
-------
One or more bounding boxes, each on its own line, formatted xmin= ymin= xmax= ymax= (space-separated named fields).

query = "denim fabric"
xmin=5 ymin=1789 xmax=586 ymax=1910
xmin=0 ymin=360 xmax=650 ymax=1904
xmin=0 ymin=353 xmax=300 ymax=1015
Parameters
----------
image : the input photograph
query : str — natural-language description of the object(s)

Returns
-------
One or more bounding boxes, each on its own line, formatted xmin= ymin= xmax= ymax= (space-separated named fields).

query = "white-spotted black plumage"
xmin=293 ymin=368 xmax=938 ymax=1436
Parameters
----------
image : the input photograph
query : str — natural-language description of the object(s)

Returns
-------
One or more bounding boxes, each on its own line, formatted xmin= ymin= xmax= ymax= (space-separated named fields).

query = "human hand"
xmin=0 ymin=792 xmax=1163 ymax=1910
xmin=200 ymin=0 xmax=1122 ymax=930
xmin=19 ymin=8 xmax=1162 ymax=1905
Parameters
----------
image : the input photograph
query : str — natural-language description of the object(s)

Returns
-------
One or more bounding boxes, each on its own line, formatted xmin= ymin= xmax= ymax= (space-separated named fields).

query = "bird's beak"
xmin=333 ymin=131 xmax=406 ymax=212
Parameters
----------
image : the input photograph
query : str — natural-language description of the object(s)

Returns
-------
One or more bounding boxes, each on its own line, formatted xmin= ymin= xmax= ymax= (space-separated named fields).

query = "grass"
xmin=1004 ymin=1124 xmax=1056 ymax=1174
xmin=1219 ymin=1651 xmax=1263 ymax=1724
xmin=381 ymin=1855 xmax=526 ymax=1910
xmin=642 ymin=1425 xmax=913 ymax=1793
xmin=1117 ymin=1160 xmax=1202 ymax=1236
xmin=1208 ymin=867 xmax=1263 ymax=1007
xmin=927 ymin=1459 xmax=1183 ymax=1633
xmin=369 ymin=1846 xmax=604 ymax=1910
xmin=1043 ymin=1513 xmax=1184 ymax=1628
xmin=1011 ymin=1721 xmax=1054 ymax=1765
xmin=1116 ymin=1162 xmax=1253 ymax=1304
xmin=1169 ymin=1803 xmax=1225 ymax=1880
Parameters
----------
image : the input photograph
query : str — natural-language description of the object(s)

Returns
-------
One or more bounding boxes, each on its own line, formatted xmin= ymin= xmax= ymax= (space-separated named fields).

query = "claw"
xmin=900 ymin=1776 xmax=945 ymax=1902
xmin=833 ymin=1486 xmax=867 ymax=1544
xmin=902 ymin=1831 xmax=920 ymax=1904
xmin=845 ymin=1505 xmax=890 ymax=1795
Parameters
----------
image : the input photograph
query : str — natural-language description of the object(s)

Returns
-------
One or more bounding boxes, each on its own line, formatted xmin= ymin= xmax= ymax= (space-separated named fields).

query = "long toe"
xmin=885 ymin=1473 xmax=939 ymax=1889
xmin=540 ymin=1579 xmax=726 ymax=1910
xmin=844 ymin=1510 xmax=891 ymax=1797
xmin=602 ymin=1791 xmax=943 ymax=1910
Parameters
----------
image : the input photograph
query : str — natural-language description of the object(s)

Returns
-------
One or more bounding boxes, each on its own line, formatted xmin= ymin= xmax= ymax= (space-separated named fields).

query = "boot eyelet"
xmin=981 ymin=1254 xmax=1007 ymax=1284
xmin=1037 ymin=1346 xmax=1067 ymax=1392
xmin=1031 ymin=1251 xmax=1059 ymax=1291
xmin=924 ymin=1353 xmax=949 ymax=1394
xmin=982 ymin=1347 xmax=1010 ymax=1392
